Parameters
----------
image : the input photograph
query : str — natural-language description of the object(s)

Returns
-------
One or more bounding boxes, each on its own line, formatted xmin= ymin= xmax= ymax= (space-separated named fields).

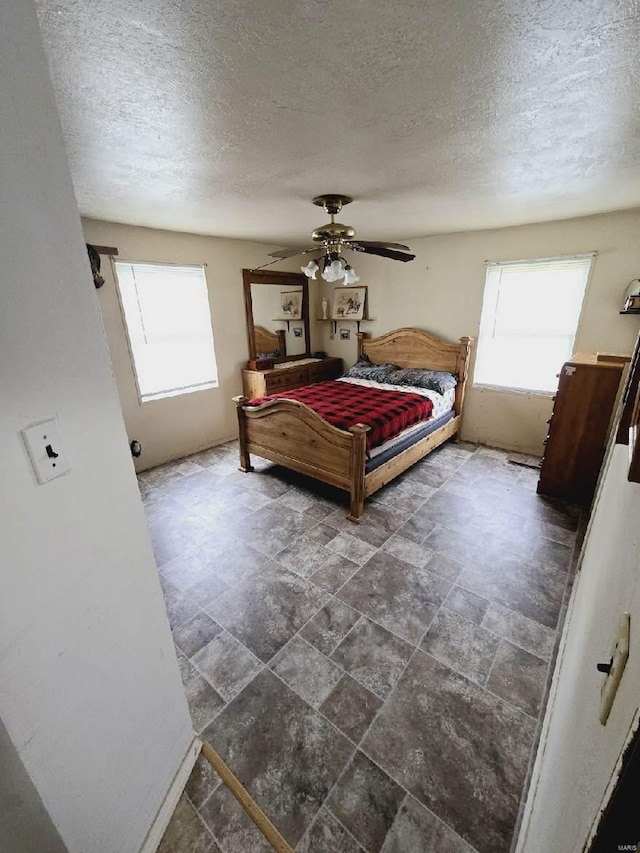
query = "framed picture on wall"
xmin=279 ymin=290 xmax=302 ymax=319
xmin=332 ymin=286 xmax=366 ymax=321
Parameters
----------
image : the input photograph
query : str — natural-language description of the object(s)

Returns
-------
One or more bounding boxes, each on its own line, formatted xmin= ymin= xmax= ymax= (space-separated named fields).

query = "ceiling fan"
xmin=259 ymin=194 xmax=416 ymax=284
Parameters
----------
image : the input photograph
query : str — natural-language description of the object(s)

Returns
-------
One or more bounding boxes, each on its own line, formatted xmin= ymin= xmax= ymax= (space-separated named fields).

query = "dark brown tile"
xmin=444 ymin=586 xmax=489 ymax=625
xmin=381 ymin=795 xmax=475 ymax=852
xmin=199 ymin=784 xmax=272 ymax=852
xmin=363 ymin=651 xmax=536 ymax=853
xmin=173 ymin=612 xmax=224 ymax=659
xmin=327 ymin=751 xmax=404 ymax=853
xmin=319 ymin=674 xmax=383 ymax=744
xmin=456 ymin=551 xmax=566 ymax=629
xmin=298 ymin=809 xmax=363 ymax=852
xmin=337 ymin=552 xmax=450 ymax=645
xmin=330 ymin=617 xmax=413 ymax=699
xmin=207 ymin=566 xmax=327 ymax=662
xmin=185 ymin=754 xmax=221 ymax=809
xmin=308 ymin=554 xmax=361 ymax=593
xmin=300 ymin=599 xmax=361 ymax=655
xmin=202 ymin=670 xmax=352 ymax=847
xmin=184 ymin=675 xmax=226 ymax=733
xmin=157 ymin=794 xmax=217 ymax=853
xmin=487 ymin=641 xmax=548 ymax=718
xmin=421 ymin=608 xmax=499 ymax=684
xmin=395 ymin=515 xmax=438 ymax=545
xmin=271 ymin=636 xmax=343 ymax=708
xmin=531 ymin=537 xmax=573 ymax=570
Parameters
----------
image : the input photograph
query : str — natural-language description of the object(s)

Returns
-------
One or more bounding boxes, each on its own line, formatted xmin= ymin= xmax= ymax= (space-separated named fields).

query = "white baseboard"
xmin=139 ymin=735 xmax=201 ymax=853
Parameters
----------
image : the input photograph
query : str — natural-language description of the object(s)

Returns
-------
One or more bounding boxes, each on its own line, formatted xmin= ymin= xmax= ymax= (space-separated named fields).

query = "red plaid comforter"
xmin=248 ymin=380 xmax=433 ymax=450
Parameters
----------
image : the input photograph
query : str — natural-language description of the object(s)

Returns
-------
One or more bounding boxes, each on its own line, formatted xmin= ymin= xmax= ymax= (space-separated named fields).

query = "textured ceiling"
xmin=36 ymin=0 xmax=640 ymax=243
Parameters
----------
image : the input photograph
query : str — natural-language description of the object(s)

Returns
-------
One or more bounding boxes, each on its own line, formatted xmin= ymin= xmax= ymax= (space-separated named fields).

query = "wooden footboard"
xmin=233 ymin=396 xmax=371 ymax=521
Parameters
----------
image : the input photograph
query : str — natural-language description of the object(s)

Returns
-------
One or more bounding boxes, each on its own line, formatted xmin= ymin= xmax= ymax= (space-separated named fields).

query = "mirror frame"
xmin=242 ymin=268 xmax=311 ymax=364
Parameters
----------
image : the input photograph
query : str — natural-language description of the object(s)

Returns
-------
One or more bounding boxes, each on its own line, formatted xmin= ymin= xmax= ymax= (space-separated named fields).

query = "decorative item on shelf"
xmin=329 ymin=285 xmax=369 ymax=335
xmin=279 ymin=289 xmax=302 ymax=319
xmin=254 ymin=195 xmax=415 ymax=282
xmin=313 ymin=351 xmax=326 ymax=358
xmin=332 ymin=285 xmax=366 ymax=321
xmin=321 ymin=297 xmax=328 ymax=319
xmin=622 ymin=279 xmax=640 ymax=313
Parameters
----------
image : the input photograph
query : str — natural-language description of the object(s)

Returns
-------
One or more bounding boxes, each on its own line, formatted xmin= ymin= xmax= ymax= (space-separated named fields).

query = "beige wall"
xmin=87 ymin=209 xmax=640 ymax=467
xmin=83 ymin=219 xmax=308 ymax=469
xmin=319 ymin=209 xmax=640 ymax=454
xmin=516 ymin=438 xmax=640 ymax=851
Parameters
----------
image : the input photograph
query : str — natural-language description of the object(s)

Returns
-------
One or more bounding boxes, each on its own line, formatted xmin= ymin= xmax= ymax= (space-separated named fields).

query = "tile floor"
xmin=147 ymin=440 xmax=581 ymax=853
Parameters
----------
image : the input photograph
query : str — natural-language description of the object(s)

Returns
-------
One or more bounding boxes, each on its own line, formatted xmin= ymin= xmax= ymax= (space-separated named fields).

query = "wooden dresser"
xmin=242 ymin=357 xmax=343 ymax=398
xmin=537 ymin=353 xmax=628 ymax=503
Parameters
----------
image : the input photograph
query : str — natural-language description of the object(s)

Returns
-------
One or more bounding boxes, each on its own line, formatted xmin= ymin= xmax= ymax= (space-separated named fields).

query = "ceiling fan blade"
xmin=268 ymin=246 xmax=318 ymax=259
xmin=347 ymin=244 xmax=416 ymax=262
xmin=348 ymin=240 xmax=413 ymax=252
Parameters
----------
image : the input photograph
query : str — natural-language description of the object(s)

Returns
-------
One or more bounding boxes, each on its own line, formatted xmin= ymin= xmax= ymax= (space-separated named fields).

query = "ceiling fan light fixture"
xmin=301 ymin=259 xmax=319 ymax=278
xmin=343 ymin=264 xmax=359 ymax=285
xmin=322 ymin=258 xmax=345 ymax=282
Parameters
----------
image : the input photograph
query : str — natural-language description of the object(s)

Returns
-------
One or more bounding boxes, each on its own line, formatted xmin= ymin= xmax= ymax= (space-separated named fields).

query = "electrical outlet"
xmin=21 ymin=418 xmax=71 ymax=484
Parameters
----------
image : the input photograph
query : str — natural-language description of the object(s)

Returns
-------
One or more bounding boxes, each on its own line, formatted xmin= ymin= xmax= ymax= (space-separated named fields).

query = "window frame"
xmin=112 ymin=258 xmax=219 ymax=405
xmin=472 ymin=253 xmax=595 ymax=396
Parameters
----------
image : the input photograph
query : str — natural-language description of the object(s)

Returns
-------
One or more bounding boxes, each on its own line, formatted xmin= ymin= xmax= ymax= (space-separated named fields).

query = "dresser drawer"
xmin=265 ymin=370 xmax=302 ymax=391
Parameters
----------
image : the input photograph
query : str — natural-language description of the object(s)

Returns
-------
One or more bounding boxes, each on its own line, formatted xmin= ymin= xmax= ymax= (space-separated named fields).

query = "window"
xmin=474 ymin=255 xmax=593 ymax=393
xmin=114 ymin=261 xmax=218 ymax=402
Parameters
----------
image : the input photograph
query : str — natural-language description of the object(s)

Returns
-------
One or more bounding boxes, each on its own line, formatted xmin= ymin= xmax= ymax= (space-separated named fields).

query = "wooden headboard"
xmin=356 ymin=327 xmax=473 ymax=415
xmin=254 ymin=325 xmax=286 ymax=356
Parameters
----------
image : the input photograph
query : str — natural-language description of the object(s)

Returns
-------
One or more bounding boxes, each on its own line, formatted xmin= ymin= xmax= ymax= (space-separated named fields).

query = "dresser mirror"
xmin=242 ymin=269 xmax=310 ymax=363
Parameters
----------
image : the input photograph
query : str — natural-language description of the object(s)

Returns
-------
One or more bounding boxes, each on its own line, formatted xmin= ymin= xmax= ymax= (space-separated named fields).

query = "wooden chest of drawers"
xmin=537 ymin=354 xmax=628 ymax=503
xmin=242 ymin=357 xmax=344 ymax=398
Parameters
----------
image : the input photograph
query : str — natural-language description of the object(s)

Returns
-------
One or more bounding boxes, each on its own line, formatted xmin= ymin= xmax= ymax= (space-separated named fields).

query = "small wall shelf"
xmin=315 ymin=318 xmax=376 ymax=335
xmin=620 ymin=309 xmax=640 ymax=315
xmin=273 ymin=317 xmax=302 ymax=330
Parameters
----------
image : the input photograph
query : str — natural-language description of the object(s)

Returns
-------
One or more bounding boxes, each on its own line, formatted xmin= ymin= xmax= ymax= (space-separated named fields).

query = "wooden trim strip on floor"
xmin=200 ymin=738 xmax=295 ymax=853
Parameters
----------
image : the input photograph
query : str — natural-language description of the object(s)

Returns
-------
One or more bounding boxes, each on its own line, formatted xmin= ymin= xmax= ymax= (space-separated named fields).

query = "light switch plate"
xmin=599 ymin=613 xmax=630 ymax=725
xmin=21 ymin=418 xmax=71 ymax=484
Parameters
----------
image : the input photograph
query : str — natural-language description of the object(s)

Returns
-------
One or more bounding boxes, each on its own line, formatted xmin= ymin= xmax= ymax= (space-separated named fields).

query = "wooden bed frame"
xmin=254 ymin=325 xmax=286 ymax=357
xmin=234 ymin=328 xmax=472 ymax=521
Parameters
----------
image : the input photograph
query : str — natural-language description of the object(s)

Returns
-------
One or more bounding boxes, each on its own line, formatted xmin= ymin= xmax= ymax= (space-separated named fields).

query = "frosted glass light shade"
xmin=343 ymin=265 xmax=359 ymax=285
xmin=301 ymin=259 xmax=319 ymax=278
xmin=322 ymin=259 xmax=345 ymax=282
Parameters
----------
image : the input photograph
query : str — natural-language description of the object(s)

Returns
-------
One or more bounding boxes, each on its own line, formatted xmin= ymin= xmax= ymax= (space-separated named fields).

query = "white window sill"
xmin=472 ymin=383 xmax=555 ymax=398
xmin=140 ymin=381 xmax=218 ymax=403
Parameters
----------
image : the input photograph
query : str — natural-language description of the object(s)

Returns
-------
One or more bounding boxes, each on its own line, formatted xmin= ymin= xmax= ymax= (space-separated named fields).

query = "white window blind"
xmin=474 ymin=255 xmax=593 ymax=393
xmin=115 ymin=261 xmax=218 ymax=402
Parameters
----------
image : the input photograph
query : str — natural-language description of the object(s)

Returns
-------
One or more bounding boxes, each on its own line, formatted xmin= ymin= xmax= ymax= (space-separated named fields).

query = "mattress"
xmin=365 ymin=410 xmax=455 ymax=473
xmin=337 ymin=377 xmax=456 ymax=468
